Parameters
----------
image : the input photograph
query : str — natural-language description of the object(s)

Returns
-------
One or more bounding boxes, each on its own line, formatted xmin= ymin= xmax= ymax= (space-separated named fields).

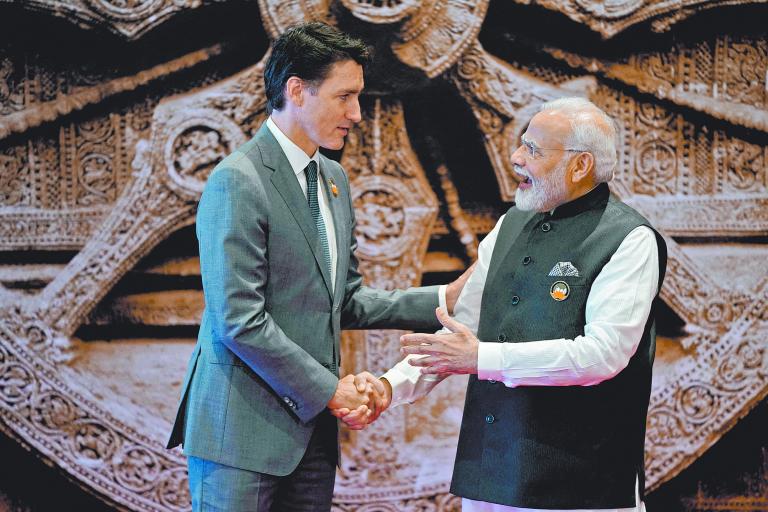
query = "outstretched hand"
xmin=399 ymin=307 xmax=479 ymax=376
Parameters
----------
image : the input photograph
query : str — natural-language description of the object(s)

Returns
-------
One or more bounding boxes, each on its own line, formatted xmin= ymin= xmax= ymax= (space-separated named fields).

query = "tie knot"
xmin=305 ymin=160 xmax=318 ymax=182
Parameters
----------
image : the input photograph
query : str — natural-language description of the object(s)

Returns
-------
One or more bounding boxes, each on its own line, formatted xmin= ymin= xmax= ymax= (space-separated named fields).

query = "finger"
xmin=331 ymin=408 xmax=351 ymax=418
xmin=400 ymin=345 xmax=443 ymax=357
xmin=400 ymin=333 xmax=438 ymax=346
xmin=341 ymin=405 xmax=370 ymax=428
xmin=420 ymin=364 xmax=449 ymax=375
xmin=407 ymin=355 xmax=442 ymax=367
xmin=436 ymin=307 xmax=473 ymax=335
xmin=354 ymin=373 xmax=367 ymax=393
xmin=363 ymin=373 xmax=386 ymax=396
xmin=342 ymin=405 xmax=368 ymax=421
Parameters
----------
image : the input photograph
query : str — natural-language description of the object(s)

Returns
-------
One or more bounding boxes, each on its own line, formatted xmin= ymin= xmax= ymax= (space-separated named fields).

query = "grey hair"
xmin=539 ymin=97 xmax=618 ymax=183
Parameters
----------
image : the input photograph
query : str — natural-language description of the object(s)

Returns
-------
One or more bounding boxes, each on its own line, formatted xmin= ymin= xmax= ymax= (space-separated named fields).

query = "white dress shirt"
xmin=382 ymin=213 xmax=659 ymax=512
xmin=266 ymin=117 xmax=337 ymax=289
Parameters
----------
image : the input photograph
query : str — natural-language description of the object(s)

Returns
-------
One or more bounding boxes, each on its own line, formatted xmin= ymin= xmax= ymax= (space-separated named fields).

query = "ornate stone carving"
xmin=514 ymin=0 xmax=768 ymax=38
xmin=541 ymin=34 xmax=768 ymax=132
xmin=2 ymin=0 xmax=223 ymax=39
xmin=259 ymin=0 xmax=488 ymax=80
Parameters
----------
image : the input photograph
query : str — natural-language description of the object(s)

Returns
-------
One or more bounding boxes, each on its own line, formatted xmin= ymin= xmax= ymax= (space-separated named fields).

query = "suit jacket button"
xmin=488 ymin=379 xmax=497 ymax=384
xmin=511 ymin=295 xmax=520 ymax=305
xmin=485 ymin=414 xmax=495 ymax=424
xmin=541 ymin=222 xmax=551 ymax=232
xmin=497 ymin=333 xmax=507 ymax=342
xmin=522 ymin=256 xmax=532 ymax=265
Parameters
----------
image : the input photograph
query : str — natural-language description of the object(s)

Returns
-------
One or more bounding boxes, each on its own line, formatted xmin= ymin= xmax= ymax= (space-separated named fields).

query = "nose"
xmin=348 ymin=97 xmax=362 ymax=124
xmin=510 ymin=143 xmax=525 ymax=166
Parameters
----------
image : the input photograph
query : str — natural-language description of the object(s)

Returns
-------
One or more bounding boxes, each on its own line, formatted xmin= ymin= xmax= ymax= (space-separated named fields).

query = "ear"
xmin=568 ymin=152 xmax=594 ymax=184
xmin=285 ymin=76 xmax=304 ymax=107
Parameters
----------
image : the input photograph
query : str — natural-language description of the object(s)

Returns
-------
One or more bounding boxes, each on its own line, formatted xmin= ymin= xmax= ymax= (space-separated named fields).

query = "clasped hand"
xmin=328 ymin=372 xmax=391 ymax=430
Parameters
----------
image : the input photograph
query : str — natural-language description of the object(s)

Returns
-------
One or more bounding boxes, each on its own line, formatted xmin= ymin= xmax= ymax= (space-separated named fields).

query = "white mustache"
xmin=513 ymin=165 xmax=530 ymax=180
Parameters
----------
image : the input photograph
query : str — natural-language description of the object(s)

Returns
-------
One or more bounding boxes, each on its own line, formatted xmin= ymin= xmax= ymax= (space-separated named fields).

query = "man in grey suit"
xmin=167 ymin=22 xmax=465 ymax=511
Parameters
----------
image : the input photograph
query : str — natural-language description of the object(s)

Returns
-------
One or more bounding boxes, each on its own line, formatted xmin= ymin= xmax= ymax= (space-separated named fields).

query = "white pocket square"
xmin=548 ymin=261 xmax=580 ymax=277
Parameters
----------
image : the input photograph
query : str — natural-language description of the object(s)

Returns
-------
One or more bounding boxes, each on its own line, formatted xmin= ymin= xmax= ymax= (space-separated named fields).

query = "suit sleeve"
xmin=336 ymin=169 xmax=441 ymax=330
xmin=197 ymin=165 xmax=338 ymax=424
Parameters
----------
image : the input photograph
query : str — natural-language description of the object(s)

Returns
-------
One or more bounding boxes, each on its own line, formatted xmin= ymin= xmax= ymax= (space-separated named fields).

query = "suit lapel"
xmin=257 ymin=126 xmax=334 ymax=298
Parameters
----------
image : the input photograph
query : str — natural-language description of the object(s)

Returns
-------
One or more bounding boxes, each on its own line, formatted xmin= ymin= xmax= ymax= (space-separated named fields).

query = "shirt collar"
xmin=266 ymin=117 xmax=319 ymax=177
xmin=549 ymin=182 xmax=610 ymax=219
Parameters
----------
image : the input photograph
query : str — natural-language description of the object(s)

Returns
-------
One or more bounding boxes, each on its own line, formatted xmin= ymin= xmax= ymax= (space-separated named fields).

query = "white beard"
xmin=514 ymin=161 xmax=568 ymax=212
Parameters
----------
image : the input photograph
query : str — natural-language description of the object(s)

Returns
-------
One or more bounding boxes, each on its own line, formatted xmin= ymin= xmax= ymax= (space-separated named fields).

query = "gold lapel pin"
xmin=329 ymin=178 xmax=338 ymax=197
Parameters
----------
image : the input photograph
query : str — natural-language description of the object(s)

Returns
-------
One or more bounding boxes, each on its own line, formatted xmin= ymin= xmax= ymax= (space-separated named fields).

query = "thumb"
xmin=436 ymin=307 xmax=472 ymax=335
xmin=354 ymin=373 xmax=367 ymax=393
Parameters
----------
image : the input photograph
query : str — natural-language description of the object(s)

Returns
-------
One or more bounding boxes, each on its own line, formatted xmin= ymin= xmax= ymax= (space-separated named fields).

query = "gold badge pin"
xmin=550 ymin=281 xmax=570 ymax=301
xmin=329 ymin=178 xmax=338 ymax=197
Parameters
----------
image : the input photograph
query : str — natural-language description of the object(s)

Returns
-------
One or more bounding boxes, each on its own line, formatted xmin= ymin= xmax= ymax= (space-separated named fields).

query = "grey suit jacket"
xmin=167 ymin=123 xmax=440 ymax=476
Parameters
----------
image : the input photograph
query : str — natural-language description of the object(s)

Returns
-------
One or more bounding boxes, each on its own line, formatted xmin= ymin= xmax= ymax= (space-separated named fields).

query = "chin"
xmin=324 ymin=139 xmax=345 ymax=150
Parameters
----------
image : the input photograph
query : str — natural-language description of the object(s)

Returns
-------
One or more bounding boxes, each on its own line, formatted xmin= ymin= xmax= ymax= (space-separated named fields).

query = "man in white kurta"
xmin=352 ymin=98 xmax=666 ymax=511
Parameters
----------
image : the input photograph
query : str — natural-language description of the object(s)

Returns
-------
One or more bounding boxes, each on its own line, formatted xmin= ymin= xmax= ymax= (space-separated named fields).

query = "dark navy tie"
xmin=305 ymin=160 xmax=332 ymax=277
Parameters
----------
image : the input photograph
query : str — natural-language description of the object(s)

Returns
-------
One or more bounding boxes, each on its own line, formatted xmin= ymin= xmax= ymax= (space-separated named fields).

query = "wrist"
xmin=380 ymin=377 xmax=393 ymax=407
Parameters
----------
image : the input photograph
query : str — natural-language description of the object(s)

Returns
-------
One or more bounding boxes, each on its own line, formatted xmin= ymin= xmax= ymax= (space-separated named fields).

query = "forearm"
xmin=341 ymin=284 xmax=441 ymax=330
xmin=477 ymin=330 xmax=637 ymax=388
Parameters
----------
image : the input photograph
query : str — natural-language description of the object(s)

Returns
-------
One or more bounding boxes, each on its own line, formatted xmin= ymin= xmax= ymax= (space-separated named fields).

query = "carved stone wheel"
xmin=0 ymin=0 xmax=767 ymax=510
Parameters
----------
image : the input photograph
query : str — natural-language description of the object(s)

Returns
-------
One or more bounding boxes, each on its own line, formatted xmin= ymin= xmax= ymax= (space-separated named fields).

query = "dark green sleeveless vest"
xmin=450 ymin=184 xmax=667 ymax=509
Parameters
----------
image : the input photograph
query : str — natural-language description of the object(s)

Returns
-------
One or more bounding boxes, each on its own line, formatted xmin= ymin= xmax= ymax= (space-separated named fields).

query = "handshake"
xmin=327 ymin=372 xmax=391 ymax=430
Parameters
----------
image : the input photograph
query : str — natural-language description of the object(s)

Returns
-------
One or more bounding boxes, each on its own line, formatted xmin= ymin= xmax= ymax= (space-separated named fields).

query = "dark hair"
xmin=264 ymin=22 xmax=371 ymax=113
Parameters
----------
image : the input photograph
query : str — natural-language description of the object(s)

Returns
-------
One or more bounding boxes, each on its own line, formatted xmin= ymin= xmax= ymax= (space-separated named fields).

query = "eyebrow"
xmin=338 ymin=86 xmax=363 ymax=94
xmin=520 ymin=135 xmax=539 ymax=148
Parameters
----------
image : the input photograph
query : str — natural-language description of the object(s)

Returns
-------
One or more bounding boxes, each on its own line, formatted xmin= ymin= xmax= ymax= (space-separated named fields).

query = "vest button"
xmin=541 ymin=222 xmax=551 ymax=232
xmin=485 ymin=414 xmax=495 ymax=424
xmin=511 ymin=295 xmax=520 ymax=305
xmin=497 ymin=333 xmax=507 ymax=342
xmin=522 ymin=256 xmax=531 ymax=265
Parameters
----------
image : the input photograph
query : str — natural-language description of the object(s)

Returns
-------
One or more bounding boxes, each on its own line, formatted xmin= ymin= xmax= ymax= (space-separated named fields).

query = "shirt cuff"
xmin=438 ymin=284 xmax=448 ymax=313
xmin=381 ymin=367 xmax=420 ymax=408
xmin=477 ymin=342 xmax=508 ymax=383
xmin=381 ymin=357 xmax=441 ymax=408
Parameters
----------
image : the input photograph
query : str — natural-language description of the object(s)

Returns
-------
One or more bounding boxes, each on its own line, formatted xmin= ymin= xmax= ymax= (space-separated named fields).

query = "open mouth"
xmin=514 ymin=166 xmax=533 ymax=189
